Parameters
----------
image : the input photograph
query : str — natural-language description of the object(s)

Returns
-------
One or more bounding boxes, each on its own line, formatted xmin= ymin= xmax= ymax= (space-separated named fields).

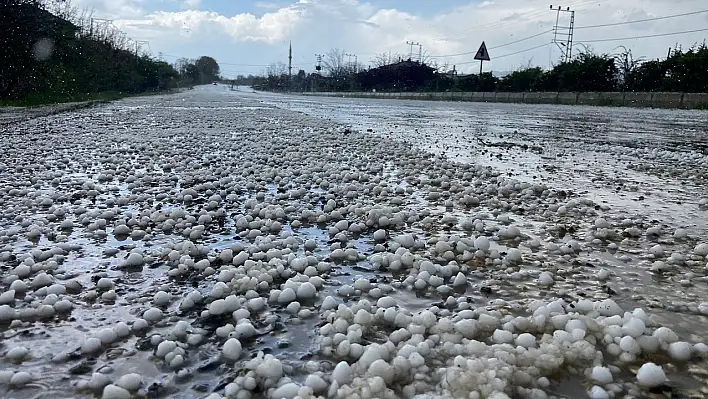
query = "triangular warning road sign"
xmin=474 ymin=41 xmax=490 ymax=61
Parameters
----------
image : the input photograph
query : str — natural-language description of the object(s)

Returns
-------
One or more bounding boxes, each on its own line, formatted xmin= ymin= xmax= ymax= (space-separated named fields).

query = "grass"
xmin=0 ymin=89 xmax=177 ymax=107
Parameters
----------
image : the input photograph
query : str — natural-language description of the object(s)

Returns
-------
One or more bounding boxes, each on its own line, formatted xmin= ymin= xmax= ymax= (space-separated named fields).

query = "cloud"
xmin=181 ymin=0 xmax=201 ymax=10
xmin=73 ymin=0 xmax=708 ymax=76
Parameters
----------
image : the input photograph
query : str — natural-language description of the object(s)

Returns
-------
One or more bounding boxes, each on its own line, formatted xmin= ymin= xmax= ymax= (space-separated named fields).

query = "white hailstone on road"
xmin=81 ymin=337 xmax=103 ymax=354
xmin=505 ymin=248 xmax=522 ymax=263
xmin=373 ymin=229 xmax=387 ymax=242
xmin=332 ymin=361 xmax=353 ymax=385
xmin=595 ymin=218 xmax=610 ymax=229
xmin=537 ymin=271 xmax=554 ymax=286
xmin=596 ymin=299 xmax=623 ymax=316
xmin=113 ymin=225 xmax=131 ymax=235
xmin=219 ymin=249 xmax=234 ymax=263
xmin=0 ymin=291 xmax=16 ymax=306
xmin=673 ymin=228 xmax=688 ymax=240
xmin=596 ymin=269 xmax=610 ymax=281
xmin=96 ymin=278 xmax=113 ymax=290
xmin=653 ymin=327 xmax=679 ymax=343
xmin=694 ymin=343 xmax=708 ymax=357
xmin=649 ymin=244 xmax=664 ymax=257
xmin=667 ymin=341 xmax=693 ymax=361
xmin=376 ymin=296 xmax=396 ymax=309
xmin=0 ymin=306 xmax=18 ymax=322
xmin=622 ymin=317 xmax=646 ymax=338
xmin=270 ymin=383 xmax=301 ymax=399
xmin=699 ymin=302 xmax=708 ymax=315
xmin=209 ymin=299 xmax=227 ymax=315
xmin=88 ymin=372 xmax=110 ymax=390
xmin=636 ymin=363 xmax=667 ymax=388
xmin=321 ymin=296 xmax=338 ymax=310
xmin=515 ymin=333 xmax=537 ymax=348
xmin=126 ymin=252 xmax=144 ymax=267
xmin=305 ymin=375 xmax=328 ymax=393
xmin=304 ymin=239 xmax=317 ymax=251
xmin=142 ymin=307 xmax=163 ymax=322
xmin=9 ymin=371 xmax=32 ymax=386
xmin=132 ymin=319 xmax=149 ymax=331
xmin=31 ymin=272 xmax=53 ymax=288
xmin=0 ymin=370 xmax=14 ymax=384
xmin=296 ymin=282 xmax=317 ymax=299
xmin=452 ymin=272 xmax=467 ymax=286
xmin=353 ymin=278 xmax=371 ymax=291
xmin=153 ymin=291 xmax=170 ymax=306
xmin=116 ymin=373 xmax=142 ymax=392
xmin=591 ymin=366 xmax=613 ymax=385
xmin=588 ymin=386 xmax=609 ymax=399
xmin=256 ymin=355 xmax=283 ymax=379
xmin=278 ymin=288 xmax=297 ymax=303
xmin=102 ymin=384 xmax=131 ymax=399
xmin=474 ymin=236 xmax=490 ymax=251
xmin=650 ymin=261 xmax=670 ymax=272
xmin=695 ymin=243 xmax=708 ymax=257
xmin=114 ymin=322 xmax=130 ymax=338
xmin=395 ymin=234 xmax=415 ymax=248
xmin=155 ymin=340 xmax=177 ymax=358
xmin=222 ymin=338 xmax=242 ymax=361
xmin=97 ymin=328 xmax=118 ymax=345
xmin=492 ymin=329 xmax=513 ymax=344
xmin=454 ymin=319 xmax=477 ymax=339
xmin=6 ymin=346 xmax=29 ymax=361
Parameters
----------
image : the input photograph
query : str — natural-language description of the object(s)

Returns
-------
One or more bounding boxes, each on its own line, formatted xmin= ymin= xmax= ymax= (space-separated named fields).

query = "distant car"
xmin=212 ymin=82 xmax=217 ymax=85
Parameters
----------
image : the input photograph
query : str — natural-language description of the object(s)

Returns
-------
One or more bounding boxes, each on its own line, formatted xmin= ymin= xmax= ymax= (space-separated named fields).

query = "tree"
xmin=195 ymin=56 xmax=220 ymax=83
xmin=614 ymin=46 xmax=643 ymax=91
xmin=266 ymin=62 xmax=288 ymax=77
xmin=323 ymin=48 xmax=348 ymax=78
xmin=370 ymin=52 xmax=404 ymax=68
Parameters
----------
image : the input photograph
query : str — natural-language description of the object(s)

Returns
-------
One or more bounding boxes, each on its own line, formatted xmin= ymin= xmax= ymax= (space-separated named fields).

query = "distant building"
xmin=356 ymin=59 xmax=436 ymax=92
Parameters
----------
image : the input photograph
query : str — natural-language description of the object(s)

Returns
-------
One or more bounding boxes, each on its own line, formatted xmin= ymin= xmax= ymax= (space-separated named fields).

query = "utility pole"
xmin=288 ymin=41 xmax=293 ymax=92
xmin=405 ymin=41 xmax=422 ymax=62
xmin=89 ymin=18 xmax=112 ymax=38
xmin=550 ymin=5 xmax=575 ymax=63
xmin=315 ymin=54 xmax=323 ymax=74
xmin=314 ymin=54 xmax=324 ymax=92
xmin=134 ymin=40 xmax=149 ymax=56
xmin=344 ymin=53 xmax=357 ymax=72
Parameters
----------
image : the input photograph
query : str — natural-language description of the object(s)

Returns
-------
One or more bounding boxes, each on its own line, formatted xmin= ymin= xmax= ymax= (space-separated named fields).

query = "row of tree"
xmin=0 ymin=0 xmax=221 ymax=102
xmin=250 ymin=43 xmax=708 ymax=94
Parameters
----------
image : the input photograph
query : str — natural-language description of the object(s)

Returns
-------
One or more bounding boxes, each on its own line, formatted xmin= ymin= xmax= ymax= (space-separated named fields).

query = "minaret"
xmin=288 ymin=41 xmax=292 ymax=91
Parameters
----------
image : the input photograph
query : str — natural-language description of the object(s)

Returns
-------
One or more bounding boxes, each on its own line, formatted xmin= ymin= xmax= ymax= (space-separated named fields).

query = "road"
xmin=1 ymin=86 xmax=707 ymax=399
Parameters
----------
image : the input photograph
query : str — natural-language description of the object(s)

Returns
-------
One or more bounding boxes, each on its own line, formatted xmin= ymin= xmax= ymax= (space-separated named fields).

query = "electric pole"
xmin=288 ymin=41 xmax=292 ymax=91
xmin=89 ymin=18 xmax=112 ymax=38
xmin=314 ymin=54 xmax=324 ymax=92
xmin=550 ymin=5 xmax=575 ymax=63
xmin=344 ymin=53 xmax=358 ymax=72
xmin=405 ymin=41 xmax=422 ymax=62
xmin=134 ymin=40 xmax=149 ymax=56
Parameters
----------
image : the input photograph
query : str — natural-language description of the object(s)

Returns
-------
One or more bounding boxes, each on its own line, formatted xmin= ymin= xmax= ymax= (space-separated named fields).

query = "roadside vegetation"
xmin=250 ymin=44 xmax=708 ymax=93
xmin=0 ymin=0 xmax=221 ymax=106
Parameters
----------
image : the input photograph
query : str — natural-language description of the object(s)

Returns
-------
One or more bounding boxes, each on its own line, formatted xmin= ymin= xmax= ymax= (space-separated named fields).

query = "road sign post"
xmin=474 ymin=41 xmax=491 ymax=75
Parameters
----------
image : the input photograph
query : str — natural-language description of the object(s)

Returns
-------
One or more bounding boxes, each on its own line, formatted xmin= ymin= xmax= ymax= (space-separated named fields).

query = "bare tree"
xmin=369 ymin=52 xmax=405 ymax=68
xmin=436 ymin=60 xmax=451 ymax=73
xmin=266 ymin=62 xmax=288 ymax=77
xmin=614 ymin=45 xmax=643 ymax=91
xmin=323 ymin=48 xmax=348 ymax=78
xmin=420 ymin=49 xmax=435 ymax=66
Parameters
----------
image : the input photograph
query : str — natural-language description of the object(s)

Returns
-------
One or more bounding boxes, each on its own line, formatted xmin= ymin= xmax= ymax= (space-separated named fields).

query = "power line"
xmin=428 ymin=0 xmax=605 ymax=41
xmin=428 ymin=29 xmax=553 ymax=58
xmin=578 ymin=27 xmax=708 ymax=43
xmin=575 ymin=9 xmax=708 ymax=29
xmin=455 ymin=43 xmax=551 ymax=65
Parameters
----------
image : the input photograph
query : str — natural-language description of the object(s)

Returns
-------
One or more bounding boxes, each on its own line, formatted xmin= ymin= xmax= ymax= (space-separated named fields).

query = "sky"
xmin=67 ymin=0 xmax=708 ymax=77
